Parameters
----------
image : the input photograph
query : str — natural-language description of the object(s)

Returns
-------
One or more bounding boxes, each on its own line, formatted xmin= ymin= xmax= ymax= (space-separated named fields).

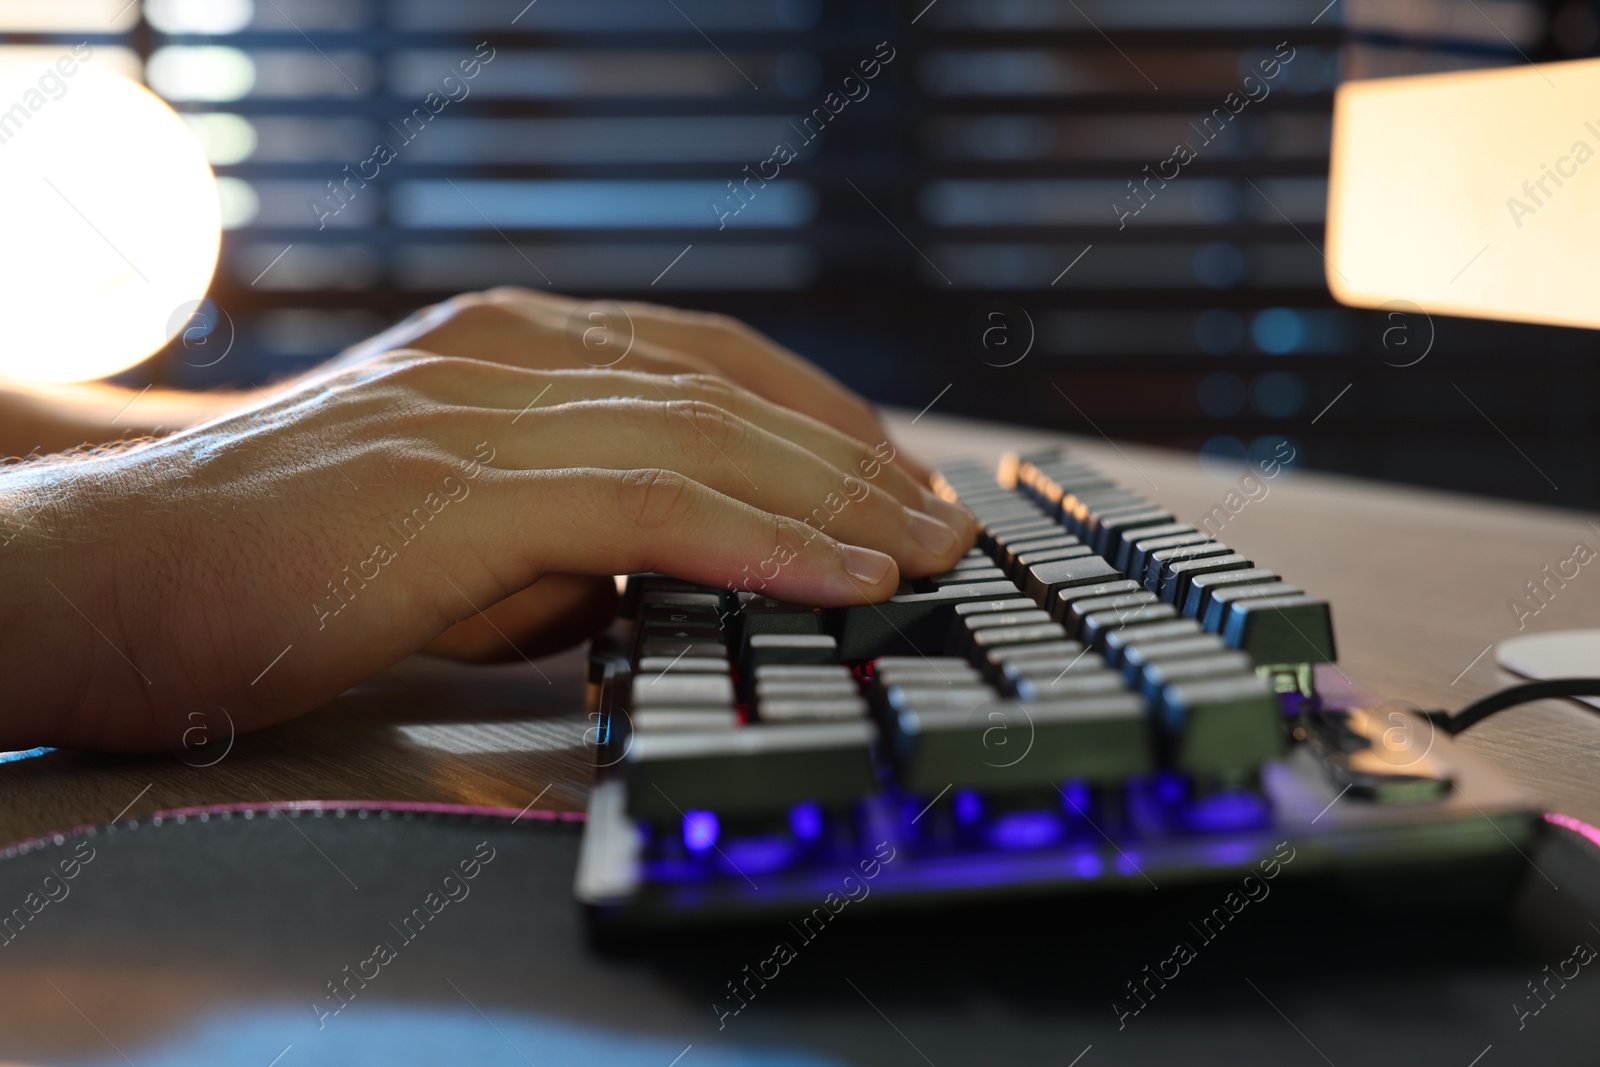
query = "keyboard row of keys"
xmin=937 ymin=454 xmax=1336 ymax=667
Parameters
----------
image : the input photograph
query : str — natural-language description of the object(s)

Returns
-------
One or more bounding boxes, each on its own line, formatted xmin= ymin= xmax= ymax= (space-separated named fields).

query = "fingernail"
xmin=906 ymin=507 xmax=959 ymax=557
xmin=923 ymin=493 xmax=975 ymax=536
xmin=840 ymin=543 xmax=895 ymax=585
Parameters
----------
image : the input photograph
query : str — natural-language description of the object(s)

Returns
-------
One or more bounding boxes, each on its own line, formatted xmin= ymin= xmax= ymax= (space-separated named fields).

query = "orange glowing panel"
xmin=1326 ymin=57 xmax=1600 ymax=330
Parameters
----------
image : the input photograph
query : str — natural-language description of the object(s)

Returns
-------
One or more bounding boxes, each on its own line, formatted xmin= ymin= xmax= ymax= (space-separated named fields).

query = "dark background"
xmin=9 ymin=0 xmax=1597 ymax=506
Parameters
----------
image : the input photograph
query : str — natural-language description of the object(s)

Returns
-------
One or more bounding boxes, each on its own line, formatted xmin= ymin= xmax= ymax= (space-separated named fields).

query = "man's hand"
xmin=0 ymin=352 xmax=974 ymax=751
xmin=333 ymin=287 xmax=930 ymax=481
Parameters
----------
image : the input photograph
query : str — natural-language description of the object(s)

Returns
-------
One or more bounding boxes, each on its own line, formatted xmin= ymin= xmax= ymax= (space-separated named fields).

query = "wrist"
xmin=0 ymin=460 xmax=153 ymax=748
xmin=0 ymin=379 xmax=242 ymax=458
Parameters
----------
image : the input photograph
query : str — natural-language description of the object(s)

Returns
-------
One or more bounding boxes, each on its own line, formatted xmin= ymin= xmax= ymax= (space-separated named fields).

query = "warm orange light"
xmin=1327 ymin=58 xmax=1600 ymax=329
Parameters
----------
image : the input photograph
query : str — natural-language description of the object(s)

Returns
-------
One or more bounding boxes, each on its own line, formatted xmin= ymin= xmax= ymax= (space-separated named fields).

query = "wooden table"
xmin=5 ymin=410 xmax=1599 ymax=845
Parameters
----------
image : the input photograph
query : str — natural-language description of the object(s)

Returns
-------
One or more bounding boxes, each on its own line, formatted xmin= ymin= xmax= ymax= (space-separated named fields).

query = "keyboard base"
xmin=576 ymin=668 xmax=1542 ymax=930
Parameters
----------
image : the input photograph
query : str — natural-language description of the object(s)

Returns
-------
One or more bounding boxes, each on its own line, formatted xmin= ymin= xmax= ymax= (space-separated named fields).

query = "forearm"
xmin=0 ymin=379 xmax=243 ymax=458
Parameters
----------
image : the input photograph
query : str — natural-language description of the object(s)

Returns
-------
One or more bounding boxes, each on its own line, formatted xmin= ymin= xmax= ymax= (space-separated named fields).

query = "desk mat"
xmin=2 ymin=805 xmax=1599 ymax=1066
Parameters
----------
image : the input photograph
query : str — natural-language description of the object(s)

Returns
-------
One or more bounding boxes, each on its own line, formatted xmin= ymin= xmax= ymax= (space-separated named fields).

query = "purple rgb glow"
xmin=1073 ymin=851 xmax=1104 ymax=878
xmin=1058 ymin=779 xmax=1091 ymax=815
xmin=1153 ymin=771 xmax=1188 ymax=805
xmin=682 ymin=810 xmax=719 ymax=854
xmin=720 ymin=836 xmax=797 ymax=875
xmin=789 ymin=801 xmax=824 ymax=842
xmin=953 ymin=789 xmax=984 ymax=825
xmin=988 ymin=810 xmax=1063 ymax=851
xmin=1186 ymin=790 xmax=1271 ymax=833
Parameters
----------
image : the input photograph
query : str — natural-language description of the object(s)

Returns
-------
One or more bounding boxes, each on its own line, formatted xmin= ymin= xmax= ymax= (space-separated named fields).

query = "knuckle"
xmin=670 ymin=371 xmax=741 ymax=404
xmin=452 ymin=299 xmax=525 ymax=332
xmin=663 ymin=397 xmax=744 ymax=455
xmin=364 ymin=351 xmax=464 ymax=388
xmin=619 ymin=468 xmax=695 ymax=530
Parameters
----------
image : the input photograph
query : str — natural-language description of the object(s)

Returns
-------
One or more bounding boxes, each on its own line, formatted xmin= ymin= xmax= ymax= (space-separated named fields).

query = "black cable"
xmin=1446 ymin=679 xmax=1600 ymax=734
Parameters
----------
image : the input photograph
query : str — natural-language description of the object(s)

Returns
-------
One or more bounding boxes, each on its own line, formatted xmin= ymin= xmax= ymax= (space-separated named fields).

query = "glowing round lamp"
xmin=0 ymin=64 xmax=220 ymax=384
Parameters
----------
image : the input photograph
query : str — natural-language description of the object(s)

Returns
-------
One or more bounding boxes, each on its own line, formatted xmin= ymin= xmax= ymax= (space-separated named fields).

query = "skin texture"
xmin=0 ymin=291 xmax=973 ymax=753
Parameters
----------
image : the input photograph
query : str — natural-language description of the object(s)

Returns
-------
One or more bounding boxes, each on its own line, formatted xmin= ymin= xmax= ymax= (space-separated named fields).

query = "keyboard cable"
xmin=1443 ymin=679 xmax=1600 ymax=734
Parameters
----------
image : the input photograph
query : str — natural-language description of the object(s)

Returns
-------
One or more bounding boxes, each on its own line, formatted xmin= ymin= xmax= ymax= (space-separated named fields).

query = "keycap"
xmin=1090 ymin=507 xmax=1175 ymax=558
xmin=1182 ymin=568 xmax=1279 ymax=620
xmin=633 ymin=708 xmax=741 ymax=732
xmin=1001 ymin=533 xmax=1081 ymax=573
xmin=1022 ymin=554 xmax=1123 ymax=605
xmin=1100 ymin=619 xmax=1206 ymax=668
xmin=1157 ymin=553 xmax=1252 ymax=606
xmin=755 ymin=679 xmax=860 ymax=701
xmin=1119 ymin=633 xmax=1229 ymax=683
xmin=1127 ymin=531 xmax=1213 ymax=585
xmin=640 ymin=605 xmax=721 ymax=631
xmin=893 ymin=695 xmax=1152 ymax=791
xmin=1144 ymin=543 xmax=1233 ymax=592
xmin=962 ymin=609 xmax=1055 ymax=633
xmin=1010 ymin=544 xmax=1094 ymax=583
xmin=1060 ymin=490 xmax=1144 ymax=535
xmin=965 ymin=622 xmax=1072 ymax=666
xmin=755 ymin=664 xmax=853 ymax=682
xmin=1080 ymin=603 xmax=1179 ymax=649
xmin=830 ymin=580 xmax=1019 ymax=660
xmin=980 ymin=518 xmax=1058 ymax=553
xmin=953 ymin=597 xmax=1037 ymax=620
xmin=980 ymin=640 xmax=1086 ymax=675
xmin=1202 ymin=581 xmax=1302 ymax=633
xmin=1136 ymin=652 xmax=1255 ymax=703
xmin=1113 ymin=521 xmax=1196 ymax=572
xmin=759 ymin=697 xmax=869 ymax=723
xmin=929 ymin=566 xmax=1007 ymax=586
xmin=883 ymin=684 xmax=1000 ymax=717
xmin=637 ymin=656 xmax=729 ymax=674
xmin=639 ymin=620 xmax=724 ymax=643
xmin=621 ymin=575 xmax=715 ymax=617
xmin=1001 ymin=662 xmax=1129 ymax=701
xmin=1060 ymin=590 xmax=1159 ymax=639
xmin=746 ymin=633 xmax=838 ymax=669
xmin=1158 ymin=674 xmax=1283 ymax=774
xmin=737 ymin=596 xmax=825 ymax=640
xmin=949 ymin=553 xmax=1004 ymax=571
xmin=872 ymin=656 xmax=980 ymax=685
xmin=631 ymin=673 xmax=736 ymax=708
xmin=641 ymin=590 xmax=726 ymax=613
xmin=639 ymin=638 xmax=727 ymax=660
xmin=1048 ymin=579 xmax=1144 ymax=623
xmin=991 ymin=526 xmax=1067 ymax=562
xmin=1222 ymin=595 xmax=1336 ymax=664
xmin=625 ymin=721 xmax=878 ymax=818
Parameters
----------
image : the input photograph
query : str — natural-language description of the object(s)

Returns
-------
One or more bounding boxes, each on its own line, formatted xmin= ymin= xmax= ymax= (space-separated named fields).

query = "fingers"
xmin=487 ymin=398 xmax=969 ymax=576
xmin=357 ymin=355 xmax=958 ymax=526
xmin=481 ymin=289 xmax=933 ymax=481
xmin=471 ymin=467 xmax=902 ymax=606
xmin=347 ymin=293 xmax=724 ymax=380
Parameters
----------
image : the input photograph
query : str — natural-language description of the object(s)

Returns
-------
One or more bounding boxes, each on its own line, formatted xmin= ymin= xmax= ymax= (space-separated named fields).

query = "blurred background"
xmin=2 ymin=0 xmax=1596 ymax=506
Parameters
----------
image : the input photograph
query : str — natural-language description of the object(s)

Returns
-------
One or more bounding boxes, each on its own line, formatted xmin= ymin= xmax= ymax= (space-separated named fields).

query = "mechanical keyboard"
xmin=574 ymin=449 xmax=1541 ymax=927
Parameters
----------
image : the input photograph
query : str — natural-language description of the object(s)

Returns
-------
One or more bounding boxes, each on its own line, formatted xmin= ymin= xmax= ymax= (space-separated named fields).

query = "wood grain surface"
xmin=3 ymin=409 xmax=1597 ymax=845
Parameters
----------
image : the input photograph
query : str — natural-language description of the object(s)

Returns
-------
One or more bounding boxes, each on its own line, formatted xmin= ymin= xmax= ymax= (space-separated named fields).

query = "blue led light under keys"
xmin=953 ymin=789 xmax=983 ymax=825
xmin=1058 ymin=779 xmax=1092 ymax=816
xmin=1185 ymin=790 xmax=1272 ymax=833
xmin=987 ymin=810 xmax=1064 ymax=851
xmin=789 ymin=800 xmax=824 ymax=842
xmin=682 ymin=810 xmax=719 ymax=854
